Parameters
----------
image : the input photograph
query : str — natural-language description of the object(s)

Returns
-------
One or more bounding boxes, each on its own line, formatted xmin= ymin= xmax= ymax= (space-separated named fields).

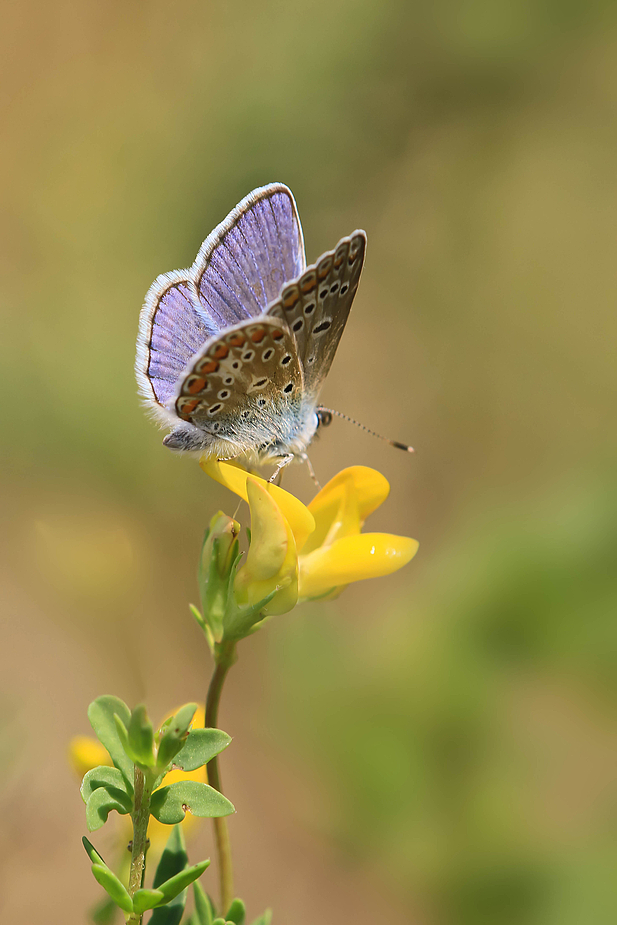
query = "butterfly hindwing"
xmin=266 ymin=231 xmax=366 ymax=395
xmin=172 ymin=316 xmax=303 ymax=440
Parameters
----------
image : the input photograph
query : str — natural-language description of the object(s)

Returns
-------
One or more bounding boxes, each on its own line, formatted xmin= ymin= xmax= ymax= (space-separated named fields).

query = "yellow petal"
xmin=201 ymin=458 xmax=315 ymax=550
xmin=299 ymin=532 xmax=419 ymax=599
xmin=303 ymin=467 xmax=389 ymax=554
xmin=234 ymin=478 xmax=299 ymax=616
xmin=243 ymin=478 xmax=288 ymax=580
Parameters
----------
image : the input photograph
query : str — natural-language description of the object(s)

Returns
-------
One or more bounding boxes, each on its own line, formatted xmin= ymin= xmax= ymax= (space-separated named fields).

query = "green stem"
xmin=126 ymin=766 xmax=152 ymax=925
xmin=205 ymin=640 xmax=237 ymax=915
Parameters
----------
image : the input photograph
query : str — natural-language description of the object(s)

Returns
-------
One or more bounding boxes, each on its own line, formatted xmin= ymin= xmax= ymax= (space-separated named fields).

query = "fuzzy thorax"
xmin=162 ymin=400 xmax=319 ymax=465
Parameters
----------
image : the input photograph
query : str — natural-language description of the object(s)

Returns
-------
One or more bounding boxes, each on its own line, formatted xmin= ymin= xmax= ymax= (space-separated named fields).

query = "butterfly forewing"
xmin=173 ymin=317 xmax=303 ymax=438
xmin=193 ymin=184 xmax=306 ymax=328
xmin=266 ymin=230 xmax=366 ymax=395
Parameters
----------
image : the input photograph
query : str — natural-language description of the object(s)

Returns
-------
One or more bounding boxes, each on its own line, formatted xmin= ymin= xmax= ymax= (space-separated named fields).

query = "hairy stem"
xmin=126 ymin=766 xmax=152 ymax=924
xmin=205 ymin=640 xmax=237 ymax=915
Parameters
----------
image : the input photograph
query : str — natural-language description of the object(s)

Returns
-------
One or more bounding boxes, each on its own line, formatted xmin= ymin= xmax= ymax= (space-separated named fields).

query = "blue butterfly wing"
xmin=136 ymin=184 xmax=306 ymax=419
xmin=193 ymin=183 xmax=306 ymax=326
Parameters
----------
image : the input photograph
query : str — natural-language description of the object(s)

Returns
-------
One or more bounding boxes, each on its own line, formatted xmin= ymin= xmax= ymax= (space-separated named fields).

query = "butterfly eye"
xmin=317 ymin=409 xmax=333 ymax=427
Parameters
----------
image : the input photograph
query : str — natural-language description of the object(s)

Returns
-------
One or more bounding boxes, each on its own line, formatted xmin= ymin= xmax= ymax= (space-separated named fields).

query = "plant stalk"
xmin=205 ymin=640 xmax=237 ymax=915
xmin=127 ymin=766 xmax=152 ymax=924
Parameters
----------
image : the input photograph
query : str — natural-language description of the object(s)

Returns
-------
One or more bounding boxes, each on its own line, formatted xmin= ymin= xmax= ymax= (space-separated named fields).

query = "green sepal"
xmin=82 ymin=835 xmax=106 ymax=866
xmin=250 ymin=911 xmax=272 ymax=925
xmin=189 ymin=603 xmax=206 ymax=630
xmin=193 ymin=881 xmax=214 ymax=925
xmin=212 ymin=919 xmax=226 ymax=925
xmin=81 ymin=766 xmax=134 ymax=804
xmin=155 ymin=859 xmax=210 ymax=903
xmin=87 ymin=696 xmax=133 ymax=784
xmin=223 ymin=587 xmax=278 ymax=641
xmin=132 ymin=888 xmax=166 ymax=913
xmin=150 ymin=781 xmax=234 ymax=824
xmin=172 ymin=728 xmax=231 ymax=772
xmin=127 ymin=704 xmax=156 ymax=768
xmin=156 ymin=703 xmax=197 ymax=770
xmin=149 ymin=825 xmax=188 ymax=925
xmin=91 ymin=863 xmax=133 ymax=914
xmin=225 ymin=898 xmax=246 ymax=925
xmin=86 ymin=785 xmax=133 ymax=831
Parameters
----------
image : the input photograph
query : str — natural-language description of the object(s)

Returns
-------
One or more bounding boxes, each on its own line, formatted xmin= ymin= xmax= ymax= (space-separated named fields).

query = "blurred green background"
xmin=1 ymin=1 xmax=616 ymax=923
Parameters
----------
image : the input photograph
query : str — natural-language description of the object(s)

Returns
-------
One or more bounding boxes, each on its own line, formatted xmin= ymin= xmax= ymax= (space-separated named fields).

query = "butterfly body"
xmin=136 ymin=184 xmax=366 ymax=466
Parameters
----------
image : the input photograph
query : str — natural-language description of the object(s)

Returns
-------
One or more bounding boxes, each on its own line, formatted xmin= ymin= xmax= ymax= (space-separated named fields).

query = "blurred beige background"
xmin=1 ymin=1 xmax=616 ymax=923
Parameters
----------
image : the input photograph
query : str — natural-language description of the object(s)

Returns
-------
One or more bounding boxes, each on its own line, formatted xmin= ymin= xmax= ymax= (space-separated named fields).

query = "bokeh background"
xmin=1 ymin=1 xmax=616 ymax=923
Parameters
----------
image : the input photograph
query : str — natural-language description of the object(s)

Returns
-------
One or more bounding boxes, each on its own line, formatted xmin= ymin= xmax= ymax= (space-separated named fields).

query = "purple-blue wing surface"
xmin=193 ymin=184 xmax=306 ymax=327
xmin=137 ymin=275 xmax=214 ymax=407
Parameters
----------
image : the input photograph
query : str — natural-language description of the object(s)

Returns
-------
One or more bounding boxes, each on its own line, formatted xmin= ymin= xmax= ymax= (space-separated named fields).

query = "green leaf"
xmin=82 ymin=835 xmax=106 ymax=866
xmin=86 ymin=786 xmax=132 ymax=831
xmin=91 ymin=863 xmax=133 ymax=914
xmin=156 ymin=860 xmax=210 ymax=903
xmin=250 ymin=912 xmax=272 ymax=925
xmin=153 ymin=825 xmax=188 ymax=887
xmin=150 ymin=781 xmax=235 ymax=824
xmin=132 ymin=888 xmax=166 ymax=914
xmin=149 ymin=826 xmax=188 ymax=925
xmin=127 ymin=704 xmax=155 ymax=768
xmin=173 ymin=728 xmax=231 ymax=772
xmin=157 ymin=703 xmax=198 ymax=769
xmin=81 ymin=766 xmax=133 ymax=804
xmin=193 ymin=881 xmax=214 ymax=925
xmin=88 ymin=696 xmax=133 ymax=783
xmin=225 ymin=899 xmax=245 ymax=925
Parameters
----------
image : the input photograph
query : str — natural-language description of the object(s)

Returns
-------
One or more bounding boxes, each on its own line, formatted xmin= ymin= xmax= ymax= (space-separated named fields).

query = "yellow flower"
xmin=69 ymin=707 xmax=207 ymax=845
xmin=200 ymin=459 xmax=418 ymax=606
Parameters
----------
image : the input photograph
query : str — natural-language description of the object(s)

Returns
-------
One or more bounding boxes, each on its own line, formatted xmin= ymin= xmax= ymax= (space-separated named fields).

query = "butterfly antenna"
xmin=318 ymin=407 xmax=414 ymax=453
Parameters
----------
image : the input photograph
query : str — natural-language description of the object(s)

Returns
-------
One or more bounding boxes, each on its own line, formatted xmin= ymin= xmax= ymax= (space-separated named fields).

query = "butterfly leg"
xmin=268 ymin=454 xmax=294 ymax=484
xmin=301 ymin=453 xmax=322 ymax=490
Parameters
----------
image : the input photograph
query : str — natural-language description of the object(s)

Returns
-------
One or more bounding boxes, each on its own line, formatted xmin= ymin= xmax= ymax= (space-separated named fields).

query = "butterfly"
xmin=135 ymin=183 xmax=366 ymax=474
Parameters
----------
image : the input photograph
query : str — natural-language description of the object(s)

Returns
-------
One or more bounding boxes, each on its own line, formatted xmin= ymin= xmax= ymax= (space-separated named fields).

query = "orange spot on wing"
xmin=283 ymin=289 xmax=299 ymax=309
xmin=212 ymin=344 xmax=229 ymax=359
xmin=186 ymin=377 xmax=207 ymax=395
xmin=177 ymin=398 xmax=200 ymax=417
xmin=271 ymin=328 xmax=284 ymax=340
xmin=300 ymin=273 xmax=316 ymax=293
xmin=197 ymin=359 xmax=219 ymax=375
xmin=250 ymin=328 xmax=266 ymax=343
xmin=228 ymin=333 xmax=245 ymax=347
